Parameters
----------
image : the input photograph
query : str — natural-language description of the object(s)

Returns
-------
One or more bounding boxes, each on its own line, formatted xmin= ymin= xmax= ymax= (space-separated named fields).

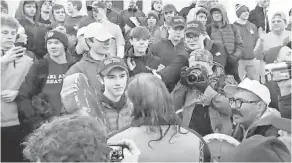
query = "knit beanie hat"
xmin=235 ymin=4 xmax=249 ymax=18
xmin=147 ymin=10 xmax=159 ymax=21
xmin=45 ymin=30 xmax=69 ymax=49
xmin=222 ymin=135 xmax=291 ymax=162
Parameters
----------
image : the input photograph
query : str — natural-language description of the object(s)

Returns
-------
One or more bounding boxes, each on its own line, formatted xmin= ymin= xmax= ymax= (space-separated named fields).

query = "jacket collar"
xmin=100 ymin=94 xmax=127 ymax=112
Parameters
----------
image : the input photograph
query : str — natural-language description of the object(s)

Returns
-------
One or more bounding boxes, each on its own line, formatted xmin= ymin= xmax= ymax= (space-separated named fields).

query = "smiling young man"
xmin=97 ymin=56 xmax=133 ymax=134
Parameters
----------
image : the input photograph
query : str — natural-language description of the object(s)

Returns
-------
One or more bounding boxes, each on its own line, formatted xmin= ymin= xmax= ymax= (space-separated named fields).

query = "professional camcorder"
xmin=265 ymin=61 xmax=292 ymax=82
xmin=180 ymin=65 xmax=209 ymax=90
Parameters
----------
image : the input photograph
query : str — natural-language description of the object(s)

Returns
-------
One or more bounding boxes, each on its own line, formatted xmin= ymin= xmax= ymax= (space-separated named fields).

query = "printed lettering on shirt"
xmin=46 ymin=74 xmax=65 ymax=84
xmin=199 ymin=140 xmax=205 ymax=162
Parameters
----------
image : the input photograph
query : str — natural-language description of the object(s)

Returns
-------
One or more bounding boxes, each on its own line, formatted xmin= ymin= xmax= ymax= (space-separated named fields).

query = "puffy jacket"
xmin=172 ymin=82 xmax=233 ymax=136
xmin=248 ymin=5 xmax=270 ymax=33
xmin=124 ymin=47 xmax=161 ymax=77
xmin=16 ymin=54 xmax=75 ymax=132
xmin=207 ymin=4 xmax=244 ymax=60
xmin=233 ymin=21 xmax=259 ymax=60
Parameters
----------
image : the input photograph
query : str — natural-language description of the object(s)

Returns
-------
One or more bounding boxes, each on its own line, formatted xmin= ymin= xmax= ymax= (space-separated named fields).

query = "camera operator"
xmin=264 ymin=42 xmax=291 ymax=119
xmin=172 ymin=49 xmax=237 ymax=136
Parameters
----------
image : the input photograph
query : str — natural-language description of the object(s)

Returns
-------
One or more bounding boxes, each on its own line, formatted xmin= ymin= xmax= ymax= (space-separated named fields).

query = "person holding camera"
xmin=172 ymin=49 xmax=236 ymax=136
xmin=1 ymin=15 xmax=34 ymax=162
xmin=23 ymin=115 xmax=141 ymax=162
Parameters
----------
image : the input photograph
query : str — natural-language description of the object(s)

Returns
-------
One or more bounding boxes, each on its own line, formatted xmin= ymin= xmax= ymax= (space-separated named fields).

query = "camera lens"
xmin=187 ymin=69 xmax=203 ymax=83
xmin=188 ymin=73 xmax=199 ymax=82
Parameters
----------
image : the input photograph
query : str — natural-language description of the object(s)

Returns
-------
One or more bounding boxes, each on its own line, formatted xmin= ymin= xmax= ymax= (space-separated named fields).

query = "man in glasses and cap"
xmin=224 ymin=78 xmax=281 ymax=142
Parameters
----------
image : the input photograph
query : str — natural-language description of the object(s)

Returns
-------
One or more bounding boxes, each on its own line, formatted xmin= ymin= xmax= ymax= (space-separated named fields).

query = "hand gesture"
xmin=1 ymin=90 xmax=19 ymax=103
xmin=0 ymin=46 xmax=26 ymax=65
xmin=127 ymin=58 xmax=136 ymax=71
xmin=118 ymin=139 xmax=141 ymax=162
xmin=258 ymin=27 xmax=266 ymax=40
xmin=156 ymin=64 xmax=165 ymax=72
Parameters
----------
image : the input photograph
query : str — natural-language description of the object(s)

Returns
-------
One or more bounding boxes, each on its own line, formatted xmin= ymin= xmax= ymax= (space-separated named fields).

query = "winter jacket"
xmin=107 ymin=8 xmax=119 ymax=24
xmin=156 ymin=22 xmax=170 ymax=40
xmin=233 ymin=21 xmax=259 ymax=60
xmin=15 ymin=0 xmax=41 ymax=54
xmin=157 ymin=38 xmax=227 ymax=92
xmin=108 ymin=125 xmax=211 ymax=162
xmin=124 ymin=47 xmax=161 ymax=77
xmin=248 ymin=5 xmax=270 ymax=33
xmin=172 ymin=83 xmax=233 ymax=136
xmin=98 ymin=94 xmax=133 ymax=134
xmin=33 ymin=27 xmax=50 ymax=59
xmin=179 ymin=3 xmax=196 ymax=19
xmin=147 ymin=25 xmax=161 ymax=45
xmin=65 ymin=53 xmax=104 ymax=94
xmin=1 ymin=55 xmax=33 ymax=127
xmin=207 ymin=4 xmax=244 ymax=61
xmin=16 ymin=54 xmax=75 ymax=131
xmin=232 ymin=108 xmax=281 ymax=142
xmin=117 ymin=7 xmax=146 ymax=35
xmin=266 ymin=80 xmax=291 ymax=119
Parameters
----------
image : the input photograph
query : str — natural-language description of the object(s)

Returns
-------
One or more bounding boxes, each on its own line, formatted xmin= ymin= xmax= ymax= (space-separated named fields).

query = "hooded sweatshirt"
xmin=207 ymin=4 xmax=243 ymax=59
xmin=1 ymin=55 xmax=33 ymax=127
xmin=35 ymin=0 xmax=51 ymax=28
xmin=15 ymin=0 xmax=40 ymax=53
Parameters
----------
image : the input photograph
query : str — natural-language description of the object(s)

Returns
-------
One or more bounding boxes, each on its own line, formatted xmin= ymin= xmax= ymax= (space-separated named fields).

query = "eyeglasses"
xmin=228 ymin=98 xmax=260 ymax=108
xmin=185 ymin=35 xmax=199 ymax=41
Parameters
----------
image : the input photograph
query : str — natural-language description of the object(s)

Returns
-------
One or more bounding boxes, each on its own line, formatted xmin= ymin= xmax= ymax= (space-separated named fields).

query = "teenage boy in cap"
xmin=224 ymin=78 xmax=281 ymax=142
xmin=97 ymin=56 xmax=133 ymax=133
xmin=124 ymin=26 xmax=162 ymax=77
xmin=233 ymin=4 xmax=259 ymax=81
xmin=158 ymin=4 xmax=177 ymax=40
xmin=155 ymin=20 xmax=227 ymax=92
xmin=64 ymin=22 xmax=114 ymax=95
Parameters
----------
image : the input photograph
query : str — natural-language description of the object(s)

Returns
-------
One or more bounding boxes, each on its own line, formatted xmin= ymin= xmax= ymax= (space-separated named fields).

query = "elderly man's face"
xmin=230 ymin=90 xmax=263 ymax=127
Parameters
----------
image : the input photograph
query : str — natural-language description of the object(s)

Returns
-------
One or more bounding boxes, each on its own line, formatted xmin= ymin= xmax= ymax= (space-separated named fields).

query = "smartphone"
xmin=14 ymin=43 xmax=25 ymax=58
xmin=109 ymin=145 xmax=127 ymax=162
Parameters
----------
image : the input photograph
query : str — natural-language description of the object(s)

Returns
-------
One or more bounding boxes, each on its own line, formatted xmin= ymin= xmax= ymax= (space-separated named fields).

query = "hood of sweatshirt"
xmin=49 ymin=4 xmax=66 ymax=27
xmin=209 ymin=3 xmax=229 ymax=27
xmin=15 ymin=0 xmax=40 ymax=23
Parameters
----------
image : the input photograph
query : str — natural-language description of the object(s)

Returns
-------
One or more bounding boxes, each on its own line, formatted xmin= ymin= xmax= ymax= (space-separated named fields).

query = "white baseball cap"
xmin=224 ymin=78 xmax=271 ymax=105
xmin=83 ymin=22 xmax=114 ymax=41
xmin=76 ymin=27 xmax=86 ymax=38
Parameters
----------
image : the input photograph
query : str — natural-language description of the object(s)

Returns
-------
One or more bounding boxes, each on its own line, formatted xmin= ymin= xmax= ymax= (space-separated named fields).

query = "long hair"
xmin=127 ymin=73 xmax=184 ymax=146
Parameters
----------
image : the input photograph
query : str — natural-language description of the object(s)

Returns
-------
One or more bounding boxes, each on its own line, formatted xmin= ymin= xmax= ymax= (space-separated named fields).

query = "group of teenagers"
xmin=1 ymin=0 xmax=292 ymax=162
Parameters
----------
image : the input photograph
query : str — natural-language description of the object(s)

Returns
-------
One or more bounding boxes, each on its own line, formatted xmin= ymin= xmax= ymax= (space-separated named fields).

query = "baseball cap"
xmin=76 ymin=27 xmax=86 ymax=38
xmin=189 ymin=49 xmax=213 ymax=64
xmin=99 ymin=56 xmax=128 ymax=76
xmin=87 ymin=1 xmax=106 ymax=10
xmin=83 ymin=23 xmax=114 ymax=41
xmin=271 ymin=116 xmax=291 ymax=132
xmin=163 ymin=4 xmax=176 ymax=13
xmin=224 ymin=78 xmax=271 ymax=105
xmin=185 ymin=20 xmax=205 ymax=35
xmin=272 ymin=12 xmax=287 ymax=22
xmin=169 ymin=16 xmax=185 ymax=29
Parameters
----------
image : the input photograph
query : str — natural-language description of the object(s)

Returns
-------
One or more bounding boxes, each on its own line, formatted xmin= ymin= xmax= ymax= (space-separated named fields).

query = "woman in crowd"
xmin=108 ymin=73 xmax=211 ymax=162
xmin=16 ymin=30 xmax=75 ymax=134
xmin=151 ymin=0 xmax=164 ymax=26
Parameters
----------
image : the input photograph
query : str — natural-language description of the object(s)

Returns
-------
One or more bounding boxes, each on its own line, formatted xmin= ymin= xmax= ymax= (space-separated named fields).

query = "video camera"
xmin=265 ymin=62 xmax=292 ymax=82
xmin=182 ymin=65 xmax=209 ymax=86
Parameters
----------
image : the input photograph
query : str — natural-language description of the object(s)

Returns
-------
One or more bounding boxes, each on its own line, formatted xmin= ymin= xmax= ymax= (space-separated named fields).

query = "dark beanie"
xmin=222 ymin=135 xmax=291 ymax=162
xmin=235 ymin=4 xmax=249 ymax=18
xmin=45 ymin=30 xmax=69 ymax=49
xmin=147 ymin=10 xmax=159 ymax=21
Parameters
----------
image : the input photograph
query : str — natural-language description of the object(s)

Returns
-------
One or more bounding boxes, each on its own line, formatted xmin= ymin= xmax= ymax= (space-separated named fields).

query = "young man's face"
xmin=41 ymin=0 xmax=52 ymax=13
xmin=88 ymin=38 xmax=111 ymax=54
xmin=212 ymin=11 xmax=222 ymax=22
xmin=24 ymin=2 xmax=37 ymax=18
xmin=164 ymin=11 xmax=175 ymax=23
xmin=103 ymin=68 xmax=128 ymax=98
xmin=153 ymin=1 xmax=163 ymax=12
xmin=196 ymin=12 xmax=207 ymax=26
xmin=271 ymin=16 xmax=286 ymax=32
xmin=92 ymin=8 xmax=106 ymax=21
xmin=147 ymin=16 xmax=157 ymax=27
xmin=168 ymin=26 xmax=184 ymax=41
xmin=47 ymin=38 xmax=66 ymax=57
xmin=1 ymin=25 xmax=17 ymax=50
xmin=239 ymin=11 xmax=249 ymax=20
xmin=67 ymin=2 xmax=75 ymax=14
xmin=68 ymin=34 xmax=77 ymax=48
xmin=53 ymin=8 xmax=66 ymax=22
xmin=130 ymin=38 xmax=150 ymax=55
xmin=184 ymin=33 xmax=202 ymax=50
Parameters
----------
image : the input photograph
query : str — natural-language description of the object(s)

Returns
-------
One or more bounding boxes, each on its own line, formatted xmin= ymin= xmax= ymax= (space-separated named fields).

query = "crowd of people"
xmin=1 ymin=0 xmax=291 ymax=162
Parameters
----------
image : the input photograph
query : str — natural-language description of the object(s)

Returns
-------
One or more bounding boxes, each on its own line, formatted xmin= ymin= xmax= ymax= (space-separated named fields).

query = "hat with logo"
xmin=189 ymin=49 xmax=213 ymax=64
xmin=169 ymin=16 xmax=185 ymax=28
xmin=224 ymin=78 xmax=271 ymax=105
xmin=84 ymin=22 xmax=114 ymax=41
xmin=163 ymin=4 xmax=176 ymax=13
xmin=45 ymin=30 xmax=69 ymax=49
xmin=185 ymin=20 xmax=205 ymax=35
xmin=99 ymin=56 xmax=129 ymax=76
xmin=235 ymin=4 xmax=249 ymax=18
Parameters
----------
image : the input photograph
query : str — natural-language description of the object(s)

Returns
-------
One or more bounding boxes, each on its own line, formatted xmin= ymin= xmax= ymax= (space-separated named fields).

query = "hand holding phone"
xmin=1 ymin=46 xmax=26 ymax=65
xmin=109 ymin=145 xmax=127 ymax=162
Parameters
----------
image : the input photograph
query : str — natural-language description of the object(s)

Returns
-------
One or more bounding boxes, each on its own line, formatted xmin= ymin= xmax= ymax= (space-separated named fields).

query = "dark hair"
xmin=68 ymin=0 xmax=83 ymax=11
xmin=23 ymin=0 xmax=37 ymax=7
xmin=1 ymin=14 xmax=20 ymax=31
xmin=131 ymin=26 xmax=151 ymax=40
xmin=23 ymin=115 xmax=110 ymax=162
xmin=127 ymin=73 xmax=185 ymax=147
xmin=52 ymin=4 xmax=65 ymax=12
